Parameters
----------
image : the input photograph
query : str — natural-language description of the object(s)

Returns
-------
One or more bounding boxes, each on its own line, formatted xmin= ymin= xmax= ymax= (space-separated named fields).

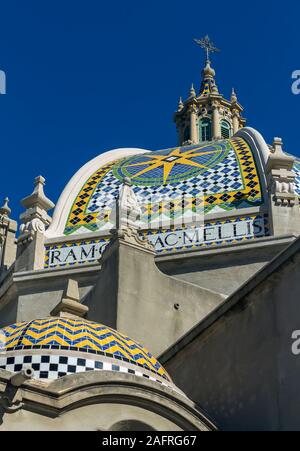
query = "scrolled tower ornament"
xmin=18 ymin=176 xmax=55 ymax=244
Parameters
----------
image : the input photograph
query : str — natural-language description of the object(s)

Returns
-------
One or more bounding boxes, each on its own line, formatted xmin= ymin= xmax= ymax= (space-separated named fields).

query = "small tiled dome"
xmin=0 ymin=317 xmax=173 ymax=389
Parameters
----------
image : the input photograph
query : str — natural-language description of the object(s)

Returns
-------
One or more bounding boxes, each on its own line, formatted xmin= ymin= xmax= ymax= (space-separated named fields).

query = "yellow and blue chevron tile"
xmin=2 ymin=318 xmax=170 ymax=380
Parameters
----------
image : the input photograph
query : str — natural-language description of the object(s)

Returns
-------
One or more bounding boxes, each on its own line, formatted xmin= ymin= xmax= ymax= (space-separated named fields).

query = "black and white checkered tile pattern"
xmin=0 ymin=354 xmax=173 ymax=389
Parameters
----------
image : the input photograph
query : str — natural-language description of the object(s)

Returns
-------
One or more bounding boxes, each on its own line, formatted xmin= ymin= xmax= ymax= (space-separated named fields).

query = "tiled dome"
xmin=0 ymin=317 xmax=173 ymax=388
xmin=63 ymin=137 xmax=264 ymax=236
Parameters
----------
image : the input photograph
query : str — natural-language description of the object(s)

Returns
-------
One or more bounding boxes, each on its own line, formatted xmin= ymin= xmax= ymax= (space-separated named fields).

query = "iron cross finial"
xmin=194 ymin=35 xmax=220 ymax=61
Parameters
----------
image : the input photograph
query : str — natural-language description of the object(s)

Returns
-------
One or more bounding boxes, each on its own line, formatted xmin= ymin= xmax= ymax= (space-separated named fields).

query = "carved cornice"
xmin=107 ymin=226 xmax=155 ymax=254
xmin=119 ymin=227 xmax=155 ymax=252
xmin=187 ymin=103 xmax=198 ymax=114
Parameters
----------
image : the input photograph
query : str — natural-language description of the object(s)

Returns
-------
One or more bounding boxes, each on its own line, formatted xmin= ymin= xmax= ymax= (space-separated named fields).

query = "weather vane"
xmin=194 ymin=35 xmax=220 ymax=61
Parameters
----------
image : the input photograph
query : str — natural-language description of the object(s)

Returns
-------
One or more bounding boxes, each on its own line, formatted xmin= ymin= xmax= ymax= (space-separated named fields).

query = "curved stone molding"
xmin=46 ymin=148 xmax=151 ymax=239
xmin=0 ymin=370 xmax=216 ymax=431
xmin=236 ymin=127 xmax=271 ymax=166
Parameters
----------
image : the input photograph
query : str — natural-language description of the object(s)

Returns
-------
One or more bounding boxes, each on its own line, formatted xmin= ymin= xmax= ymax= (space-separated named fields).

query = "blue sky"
xmin=0 ymin=0 xmax=299 ymax=219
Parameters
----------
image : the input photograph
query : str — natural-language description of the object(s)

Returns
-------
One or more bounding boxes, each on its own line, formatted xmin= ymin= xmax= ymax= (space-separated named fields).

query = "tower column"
xmin=190 ymin=105 xmax=198 ymax=144
xmin=232 ymin=111 xmax=240 ymax=134
xmin=212 ymin=101 xmax=221 ymax=140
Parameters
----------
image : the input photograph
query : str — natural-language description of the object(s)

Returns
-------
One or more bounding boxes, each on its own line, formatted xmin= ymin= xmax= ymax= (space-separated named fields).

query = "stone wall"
xmin=162 ymin=238 xmax=300 ymax=431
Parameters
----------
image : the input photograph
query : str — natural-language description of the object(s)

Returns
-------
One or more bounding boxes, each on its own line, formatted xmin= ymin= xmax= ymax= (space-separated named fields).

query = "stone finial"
xmin=50 ymin=279 xmax=89 ymax=319
xmin=64 ymin=278 xmax=80 ymax=301
xmin=189 ymin=84 xmax=196 ymax=98
xmin=267 ymin=137 xmax=295 ymax=171
xmin=19 ymin=176 xmax=55 ymax=243
xmin=272 ymin=137 xmax=284 ymax=155
xmin=0 ymin=198 xmax=11 ymax=218
xmin=177 ymin=97 xmax=184 ymax=112
xmin=231 ymin=88 xmax=237 ymax=103
xmin=21 ymin=176 xmax=54 ymax=211
xmin=202 ymin=59 xmax=215 ymax=79
xmin=199 ymin=59 xmax=219 ymax=96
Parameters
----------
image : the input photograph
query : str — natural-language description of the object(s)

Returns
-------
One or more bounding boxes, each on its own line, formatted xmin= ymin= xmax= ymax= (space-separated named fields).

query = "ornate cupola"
xmin=174 ymin=36 xmax=246 ymax=146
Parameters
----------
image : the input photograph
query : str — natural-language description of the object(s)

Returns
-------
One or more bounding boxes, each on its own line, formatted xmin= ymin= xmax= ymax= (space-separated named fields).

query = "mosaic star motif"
xmin=122 ymin=146 xmax=225 ymax=184
xmin=113 ymin=142 xmax=229 ymax=186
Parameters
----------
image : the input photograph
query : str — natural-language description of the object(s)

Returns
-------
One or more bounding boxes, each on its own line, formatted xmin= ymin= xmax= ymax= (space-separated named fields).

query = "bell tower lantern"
xmin=174 ymin=36 xmax=246 ymax=146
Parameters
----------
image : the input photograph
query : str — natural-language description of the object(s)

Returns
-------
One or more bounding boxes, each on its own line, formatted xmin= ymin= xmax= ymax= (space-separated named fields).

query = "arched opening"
xmin=199 ymin=118 xmax=212 ymax=142
xmin=220 ymin=120 xmax=232 ymax=139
